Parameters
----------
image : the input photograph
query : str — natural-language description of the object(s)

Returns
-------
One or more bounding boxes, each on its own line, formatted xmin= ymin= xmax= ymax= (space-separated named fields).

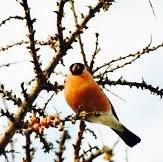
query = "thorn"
xmin=148 ymin=0 xmax=157 ymax=19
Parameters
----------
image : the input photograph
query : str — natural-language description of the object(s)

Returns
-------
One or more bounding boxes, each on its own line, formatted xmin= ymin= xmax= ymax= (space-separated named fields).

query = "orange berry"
xmin=30 ymin=115 xmax=39 ymax=124
xmin=46 ymin=115 xmax=54 ymax=124
xmin=32 ymin=123 xmax=40 ymax=132
xmin=40 ymin=118 xmax=47 ymax=126
xmin=53 ymin=116 xmax=61 ymax=125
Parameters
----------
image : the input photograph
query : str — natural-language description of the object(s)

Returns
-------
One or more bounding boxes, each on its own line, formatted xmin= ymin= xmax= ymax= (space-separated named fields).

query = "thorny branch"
xmin=70 ymin=0 xmax=88 ymax=68
xmin=0 ymin=0 xmax=163 ymax=161
xmin=21 ymin=0 xmax=45 ymax=81
xmin=56 ymin=0 xmax=69 ymax=49
xmin=80 ymin=146 xmax=99 ymax=161
xmin=0 ymin=16 xmax=25 ymax=27
xmin=84 ymin=146 xmax=112 ymax=162
xmin=93 ymin=41 xmax=163 ymax=75
xmin=73 ymin=120 xmax=86 ymax=162
xmin=0 ymin=39 xmax=59 ymax=53
xmin=23 ymin=132 xmax=34 ymax=162
xmin=99 ymin=77 xmax=163 ymax=98
xmin=89 ymin=33 xmax=100 ymax=72
xmin=0 ymin=0 xmax=70 ymax=151
xmin=82 ymin=141 xmax=119 ymax=162
xmin=0 ymin=40 xmax=28 ymax=52
xmin=37 ymin=133 xmax=53 ymax=153
xmin=0 ymin=84 xmax=22 ymax=106
xmin=55 ymin=130 xmax=70 ymax=162
xmin=66 ymin=1 xmax=114 ymax=47
xmin=0 ymin=108 xmax=16 ymax=123
xmin=44 ymin=0 xmax=114 ymax=78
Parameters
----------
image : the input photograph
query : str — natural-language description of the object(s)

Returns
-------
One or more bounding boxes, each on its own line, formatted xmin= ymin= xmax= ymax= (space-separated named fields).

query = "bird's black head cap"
xmin=70 ymin=63 xmax=85 ymax=75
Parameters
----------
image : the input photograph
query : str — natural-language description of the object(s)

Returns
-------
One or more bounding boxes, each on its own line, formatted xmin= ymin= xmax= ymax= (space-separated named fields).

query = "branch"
xmin=89 ymin=33 xmax=100 ymax=72
xmin=0 ymin=84 xmax=22 ymax=106
xmin=56 ymin=0 xmax=69 ymax=48
xmin=93 ymin=41 xmax=163 ymax=75
xmin=84 ymin=149 xmax=104 ymax=162
xmin=0 ymin=81 xmax=42 ymax=152
xmin=0 ymin=60 xmax=27 ymax=68
xmin=44 ymin=0 xmax=114 ymax=78
xmin=148 ymin=0 xmax=157 ymax=19
xmin=54 ymin=130 xmax=70 ymax=162
xmin=22 ymin=0 xmax=45 ymax=81
xmin=0 ymin=39 xmax=55 ymax=53
xmin=42 ymin=93 xmax=55 ymax=112
xmin=23 ymin=131 xmax=34 ymax=162
xmin=0 ymin=108 xmax=16 ymax=123
xmin=0 ymin=16 xmax=25 ymax=27
xmin=83 ymin=141 xmax=118 ymax=162
xmin=80 ymin=146 xmax=99 ymax=161
xmin=67 ymin=1 xmax=106 ymax=46
xmin=0 ymin=40 xmax=28 ymax=52
xmin=99 ymin=77 xmax=163 ymax=98
xmin=0 ymin=0 xmax=114 ymax=152
xmin=73 ymin=120 xmax=86 ymax=162
xmin=70 ymin=0 xmax=88 ymax=68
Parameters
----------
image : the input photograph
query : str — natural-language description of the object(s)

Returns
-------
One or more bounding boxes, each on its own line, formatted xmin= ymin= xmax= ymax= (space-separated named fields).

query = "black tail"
xmin=112 ymin=127 xmax=141 ymax=147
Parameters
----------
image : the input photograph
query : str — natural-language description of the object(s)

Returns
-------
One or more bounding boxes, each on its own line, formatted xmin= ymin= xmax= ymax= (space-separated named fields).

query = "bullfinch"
xmin=64 ymin=63 xmax=141 ymax=147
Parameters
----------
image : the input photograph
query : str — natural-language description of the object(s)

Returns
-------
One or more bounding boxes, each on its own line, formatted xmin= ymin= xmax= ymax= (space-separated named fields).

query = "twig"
xmin=86 ymin=128 xmax=97 ymax=139
xmin=22 ymin=0 xmax=45 ymax=81
xmin=99 ymin=77 xmax=163 ymax=98
xmin=23 ymin=132 xmax=34 ymax=162
xmin=70 ymin=0 xmax=88 ymax=68
xmin=0 ymin=0 xmax=114 ymax=152
xmin=0 ymin=16 xmax=25 ymax=27
xmin=54 ymin=130 xmax=70 ymax=162
xmin=44 ymin=0 xmax=114 ymax=78
xmin=103 ymin=85 xmax=126 ymax=101
xmin=66 ymin=1 xmax=107 ymax=46
xmin=148 ymin=0 xmax=157 ymax=19
xmin=42 ymin=93 xmax=55 ymax=111
xmin=37 ymin=133 xmax=53 ymax=153
xmin=89 ymin=33 xmax=100 ymax=72
xmin=10 ymin=140 xmax=15 ymax=162
xmin=94 ymin=41 xmax=163 ymax=76
xmin=0 ymin=80 xmax=42 ymax=151
xmin=0 ymin=84 xmax=22 ymax=106
xmin=93 ymin=37 xmax=152 ymax=73
xmin=0 ymin=40 xmax=28 ymax=52
xmin=0 ymin=108 xmax=16 ymax=123
xmin=73 ymin=120 xmax=86 ymax=162
xmin=80 ymin=146 xmax=99 ymax=161
xmin=56 ymin=0 xmax=69 ymax=51
xmin=0 ymin=60 xmax=27 ymax=68
xmin=0 ymin=39 xmax=56 ymax=53
xmin=21 ymin=82 xmax=29 ymax=101
xmin=84 ymin=147 xmax=105 ymax=162
xmin=125 ymin=145 xmax=128 ymax=162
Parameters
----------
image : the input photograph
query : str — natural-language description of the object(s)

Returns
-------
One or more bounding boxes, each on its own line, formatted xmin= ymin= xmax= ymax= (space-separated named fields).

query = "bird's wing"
xmin=110 ymin=103 xmax=119 ymax=121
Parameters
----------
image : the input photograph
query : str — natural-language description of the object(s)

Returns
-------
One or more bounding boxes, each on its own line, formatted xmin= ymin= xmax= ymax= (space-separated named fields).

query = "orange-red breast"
xmin=64 ymin=63 xmax=141 ymax=147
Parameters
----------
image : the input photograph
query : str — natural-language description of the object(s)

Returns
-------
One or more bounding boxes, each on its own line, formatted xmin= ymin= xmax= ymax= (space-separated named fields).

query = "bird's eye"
xmin=70 ymin=63 xmax=84 ymax=75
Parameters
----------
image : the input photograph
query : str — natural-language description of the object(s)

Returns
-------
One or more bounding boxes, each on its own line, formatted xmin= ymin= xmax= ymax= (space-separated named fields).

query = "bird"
xmin=64 ymin=63 xmax=141 ymax=147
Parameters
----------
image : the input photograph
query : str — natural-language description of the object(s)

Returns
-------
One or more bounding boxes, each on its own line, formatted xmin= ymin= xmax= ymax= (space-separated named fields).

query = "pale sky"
xmin=0 ymin=0 xmax=163 ymax=162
